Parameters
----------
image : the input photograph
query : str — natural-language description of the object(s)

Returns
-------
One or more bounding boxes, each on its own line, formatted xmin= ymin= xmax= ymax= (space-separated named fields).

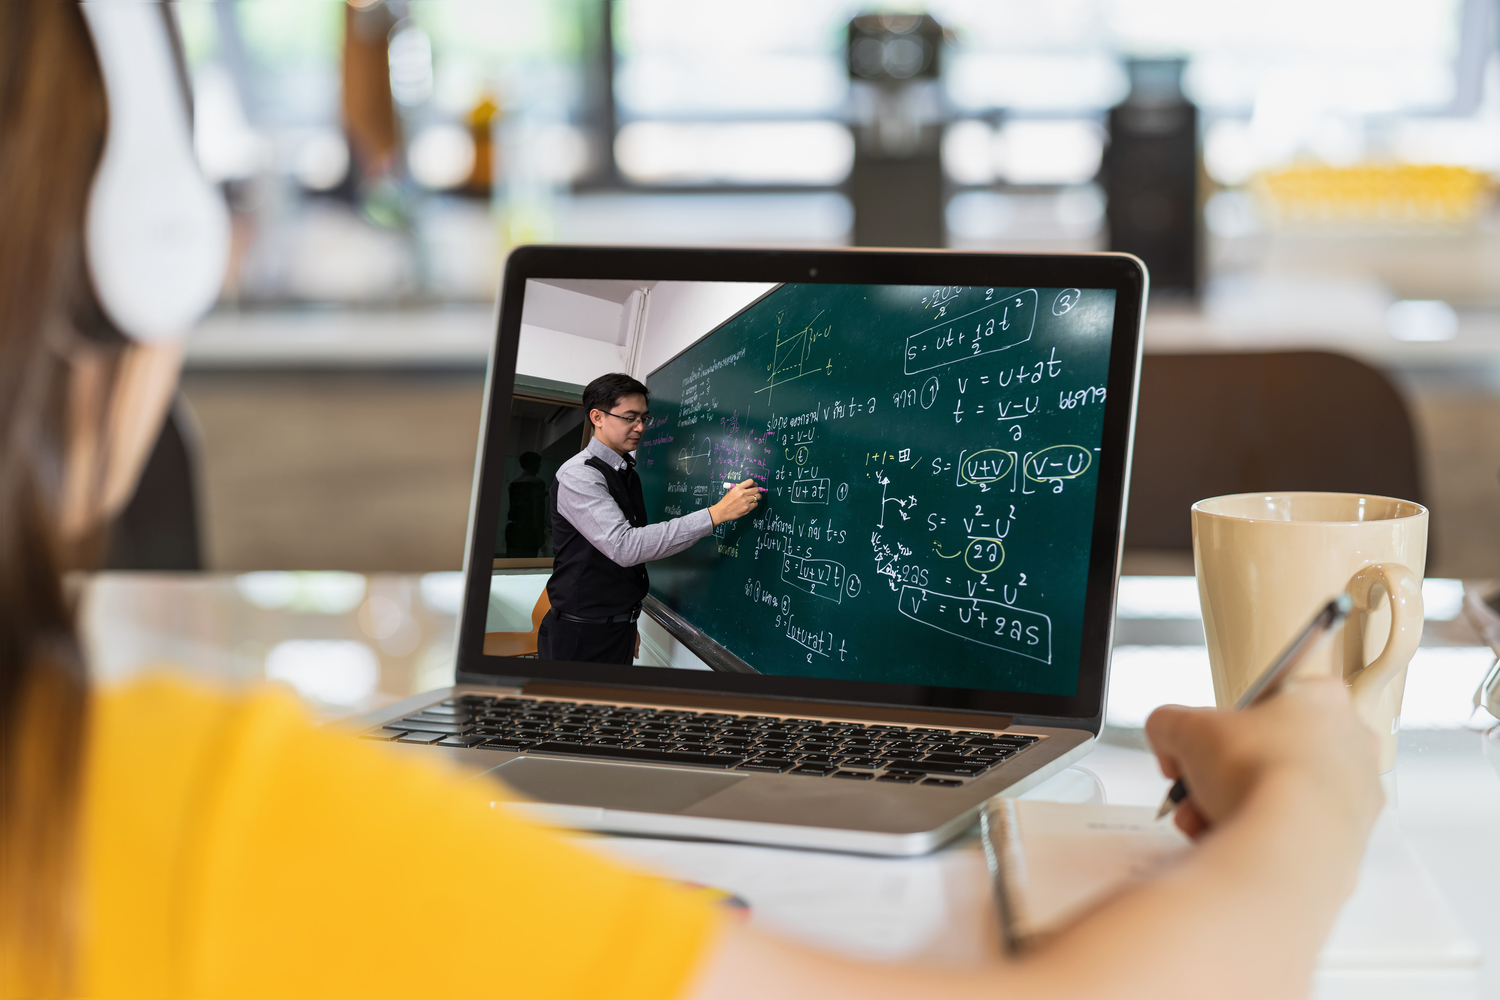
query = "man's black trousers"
xmin=536 ymin=609 xmax=636 ymax=665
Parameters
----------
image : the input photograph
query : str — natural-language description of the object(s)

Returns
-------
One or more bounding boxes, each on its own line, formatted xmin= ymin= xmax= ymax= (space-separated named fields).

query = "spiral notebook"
xmin=979 ymin=798 xmax=1481 ymax=982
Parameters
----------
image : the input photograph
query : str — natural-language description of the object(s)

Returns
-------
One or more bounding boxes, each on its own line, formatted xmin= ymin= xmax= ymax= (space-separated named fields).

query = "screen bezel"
xmin=457 ymin=246 xmax=1146 ymax=729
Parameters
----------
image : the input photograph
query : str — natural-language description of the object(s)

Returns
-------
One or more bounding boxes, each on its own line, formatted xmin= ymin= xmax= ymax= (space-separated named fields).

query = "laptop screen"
xmin=463 ymin=249 xmax=1144 ymax=725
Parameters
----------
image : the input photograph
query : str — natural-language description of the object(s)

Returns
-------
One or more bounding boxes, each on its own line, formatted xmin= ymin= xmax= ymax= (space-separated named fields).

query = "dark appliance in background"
xmin=846 ymin=14 xmax=947 ymax=248
xmin=1102 ymin=59 xmax=1199 ymax=295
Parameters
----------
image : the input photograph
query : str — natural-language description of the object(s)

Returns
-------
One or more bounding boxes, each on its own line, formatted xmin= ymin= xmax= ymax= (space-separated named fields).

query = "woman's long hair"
xmin=0 ymin=1 xmax=118 ymax=992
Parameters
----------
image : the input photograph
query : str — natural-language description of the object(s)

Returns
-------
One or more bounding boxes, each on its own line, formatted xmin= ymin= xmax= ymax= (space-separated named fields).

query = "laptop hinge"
xmin=519 ymin=681 xmax=1013 ymax=731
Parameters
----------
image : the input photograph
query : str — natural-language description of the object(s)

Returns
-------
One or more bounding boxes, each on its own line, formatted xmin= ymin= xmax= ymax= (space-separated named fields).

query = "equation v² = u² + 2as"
xmin=897 ymin=584 xmax=1052 ymax=664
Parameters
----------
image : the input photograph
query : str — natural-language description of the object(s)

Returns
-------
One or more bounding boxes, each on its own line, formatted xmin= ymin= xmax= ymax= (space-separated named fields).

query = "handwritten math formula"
xmin=637 ymin=282 xmax=1117 ymax=694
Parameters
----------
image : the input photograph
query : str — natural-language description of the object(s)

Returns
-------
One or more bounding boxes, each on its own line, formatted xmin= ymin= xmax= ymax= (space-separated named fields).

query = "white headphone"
xmin=79 ymin=1 xmax=229 ymax=343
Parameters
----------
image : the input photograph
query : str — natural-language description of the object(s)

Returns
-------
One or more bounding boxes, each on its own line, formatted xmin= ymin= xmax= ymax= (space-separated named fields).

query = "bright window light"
xmin=1422 ymin=578 xmax=1467 ymax=621
xmin=1115 ymin=576 xmax=1202 ymax=619
xmin=235 ymin=571 xmax=367 ymax=614
xmin=1387 ymin=299 xmax=1459 ymax=342
xmin=408 ymin=123 xmax=476 ymax=190
xmin=294 ymin=129 xmax=350 ymax=192
xmin=617 ymin=55 xmax=847 ymax=117
xmin=388 ymin=21 xmax=434 ymax=106
xmin=614 ymin=122 xmax=854 ymax=186
xmin=947 ymin=53 xmax=1127 ymax=112
xmin=1203 ymin=119 xmax=1258 ymax=186
xmin=266 ymin=640 xmax=380 ymax=707
xmin=942 ymin=120 xmax=996 ymax=185
xmin=1393 ymin=118 xmax=1500 ymax=172
xmin=993 ymin=120 xmax=1103 ymax=186
xmin=1106 ymin=643 xmax=1496 ymax=730
xmin=1106 ymin=646 xmax=1216 ymax=728
xmin=420 ymin=572 xmax=467 ymax=615
xmin=1398 ymin=647 xmax=1497 ymax=729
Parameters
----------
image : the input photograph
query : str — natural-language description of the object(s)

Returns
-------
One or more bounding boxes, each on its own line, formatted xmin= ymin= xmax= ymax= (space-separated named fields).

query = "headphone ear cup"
xmin=82 ymin=2 xmax=229 ymax=342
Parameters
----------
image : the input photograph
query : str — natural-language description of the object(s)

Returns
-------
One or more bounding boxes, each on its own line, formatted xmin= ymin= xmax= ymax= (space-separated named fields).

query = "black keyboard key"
xmin=397 ymin=731 xmax=449 ymax=744
xmin=737 ymin=757 xmax=798 ymax=773
xmin=792 ymin=764 xmax=837 ymax=776
xmin=920 ymin=760 xmax=988 ymax=776
xmin=530 ymin=742 xmax=743 ymax=769
xmin=832 ymin=770 xmax=874 ymax=780
xmin=360 ymin=728 xmax=407 ymax=741
xmin=884 ymin=741 xmax=925 ymax=753
xmin=877 ymin=772 xmax=921 ymax=783
xmin=953 ymin=731 xmax=996 ymax=739
xmin=479 ymin=739 xmax=536 ymax=751
xmin=396 ymin=719 xmax=472 ymax=734
xmin=908 ymin=727 xmax=948 ymax=735
xmin=884 ymin=758 xmax=987 ymax=777
xmin=543 ymin=739 xmax=596 ymax=750
xmin=436 ymin=735 xmax=485 ymax=747
xmin=631 ymin=739 xmax=670 ymax=751
xmin=922 ymin=777 xmax=965 ymax=787
xmin=922 ymin=752 xmax=973 ymax=764
xmin=837 ymin=757 xmax=880 ymax=769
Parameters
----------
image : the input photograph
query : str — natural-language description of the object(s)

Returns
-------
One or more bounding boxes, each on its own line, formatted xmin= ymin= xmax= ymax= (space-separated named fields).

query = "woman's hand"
xmin=1146 ymin=676 xmax=1384 ymax=842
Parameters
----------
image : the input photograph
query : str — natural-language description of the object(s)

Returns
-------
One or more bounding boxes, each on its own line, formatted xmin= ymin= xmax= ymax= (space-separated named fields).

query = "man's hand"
xmin=1146 ymin=677 xmax=1383 ymax=842
xmin=710 ymin=480 xmax=760 ymax=525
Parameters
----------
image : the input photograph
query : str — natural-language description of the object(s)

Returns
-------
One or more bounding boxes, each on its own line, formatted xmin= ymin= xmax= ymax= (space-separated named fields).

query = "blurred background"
xmin=153 ymin=0 xmax=1500 ymax=580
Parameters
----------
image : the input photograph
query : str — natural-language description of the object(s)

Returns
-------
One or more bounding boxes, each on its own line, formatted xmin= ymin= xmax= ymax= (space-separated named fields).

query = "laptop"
xmin=358 ymin=246 xmax=1147 ymax=856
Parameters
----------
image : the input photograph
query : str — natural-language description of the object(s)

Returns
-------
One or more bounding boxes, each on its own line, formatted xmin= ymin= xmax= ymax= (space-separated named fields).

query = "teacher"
xmin=541 ymin=373 xmax=760 ymax=664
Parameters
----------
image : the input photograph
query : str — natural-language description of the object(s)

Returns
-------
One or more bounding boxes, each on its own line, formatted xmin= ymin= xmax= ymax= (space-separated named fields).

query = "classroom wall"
xmin=633 ymin=281 xmax=778 ymax=378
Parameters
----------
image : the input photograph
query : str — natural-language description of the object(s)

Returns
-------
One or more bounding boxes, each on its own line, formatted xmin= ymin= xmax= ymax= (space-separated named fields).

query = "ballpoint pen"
xmin=1155 ymin=592 xmax=1354 ymax=821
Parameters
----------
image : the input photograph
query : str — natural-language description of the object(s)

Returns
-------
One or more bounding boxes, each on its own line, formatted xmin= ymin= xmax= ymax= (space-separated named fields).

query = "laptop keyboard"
xmin=360 ymin=694 xmax=1041 ymax=787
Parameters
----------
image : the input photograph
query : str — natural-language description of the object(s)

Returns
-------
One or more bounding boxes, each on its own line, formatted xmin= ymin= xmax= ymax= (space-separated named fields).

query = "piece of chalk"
xmin=722 ymin=482 xmax=768 ymax=492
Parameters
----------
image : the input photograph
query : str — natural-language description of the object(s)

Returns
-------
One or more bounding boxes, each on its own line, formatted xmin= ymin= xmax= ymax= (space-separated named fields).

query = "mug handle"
xmin=1344 ymin=563 xmax=1423 ymax=716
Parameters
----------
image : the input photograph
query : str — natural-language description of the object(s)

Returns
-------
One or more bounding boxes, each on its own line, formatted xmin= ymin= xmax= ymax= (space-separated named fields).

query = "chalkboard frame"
xmin=457 ymin=246 xmax=1146 ymax=732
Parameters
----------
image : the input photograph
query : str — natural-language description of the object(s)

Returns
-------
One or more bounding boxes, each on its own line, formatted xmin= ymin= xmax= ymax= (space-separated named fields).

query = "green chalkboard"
xmin=637 ymin=282 xmax=1116 ymax=696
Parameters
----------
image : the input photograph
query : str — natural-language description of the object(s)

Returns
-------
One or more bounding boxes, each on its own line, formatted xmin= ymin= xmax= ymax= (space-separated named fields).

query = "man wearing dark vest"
xmin=541 ymin=373 xmax=759 ymax=664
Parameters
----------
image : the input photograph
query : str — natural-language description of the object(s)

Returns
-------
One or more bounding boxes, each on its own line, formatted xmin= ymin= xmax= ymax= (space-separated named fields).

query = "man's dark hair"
xmin=582 ymin=373 xmax=649 ymax=417
xmin=518 ymin=451 xmax=541 ymax=473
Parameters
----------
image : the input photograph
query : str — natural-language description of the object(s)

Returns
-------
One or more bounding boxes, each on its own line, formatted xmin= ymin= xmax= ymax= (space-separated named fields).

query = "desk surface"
xmin=81 ymin=572 xmax=1500 ymax=997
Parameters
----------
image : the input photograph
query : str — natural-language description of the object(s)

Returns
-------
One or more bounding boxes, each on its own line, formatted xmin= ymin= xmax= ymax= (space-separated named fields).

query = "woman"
xmin=0 ymin=3 xmax=1382 ymax=997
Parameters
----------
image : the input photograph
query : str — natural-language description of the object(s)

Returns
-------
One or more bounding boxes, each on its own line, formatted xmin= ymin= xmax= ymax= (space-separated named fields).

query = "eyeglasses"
xmin=600 ymin=409 xmax=650 ymax=428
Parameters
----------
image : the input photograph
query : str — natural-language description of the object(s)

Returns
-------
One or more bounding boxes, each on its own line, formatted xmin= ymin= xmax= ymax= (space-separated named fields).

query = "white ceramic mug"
xmin=1192 ymin=492 xmax=1427 ymax=773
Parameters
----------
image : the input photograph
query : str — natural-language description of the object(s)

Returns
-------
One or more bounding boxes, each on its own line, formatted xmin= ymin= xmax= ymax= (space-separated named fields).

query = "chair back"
xmin=1126 ymin=351 xmax=1425 ymax=553
xmin=531 ymin=585 xmax=551 ymax=631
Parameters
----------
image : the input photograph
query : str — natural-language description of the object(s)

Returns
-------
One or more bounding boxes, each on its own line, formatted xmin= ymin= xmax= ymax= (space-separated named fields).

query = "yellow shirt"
xmin=79 ymin=676 xmax=720 ymax=999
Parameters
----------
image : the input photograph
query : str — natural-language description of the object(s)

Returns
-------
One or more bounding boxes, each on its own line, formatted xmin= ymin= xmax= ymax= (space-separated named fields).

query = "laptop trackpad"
xmin=493 ymin=757 xmax=744 ymax=813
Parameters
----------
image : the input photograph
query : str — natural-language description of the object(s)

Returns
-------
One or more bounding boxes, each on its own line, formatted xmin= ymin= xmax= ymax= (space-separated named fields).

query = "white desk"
xmin=81 ymin=572 xmax=1500 ymax=996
